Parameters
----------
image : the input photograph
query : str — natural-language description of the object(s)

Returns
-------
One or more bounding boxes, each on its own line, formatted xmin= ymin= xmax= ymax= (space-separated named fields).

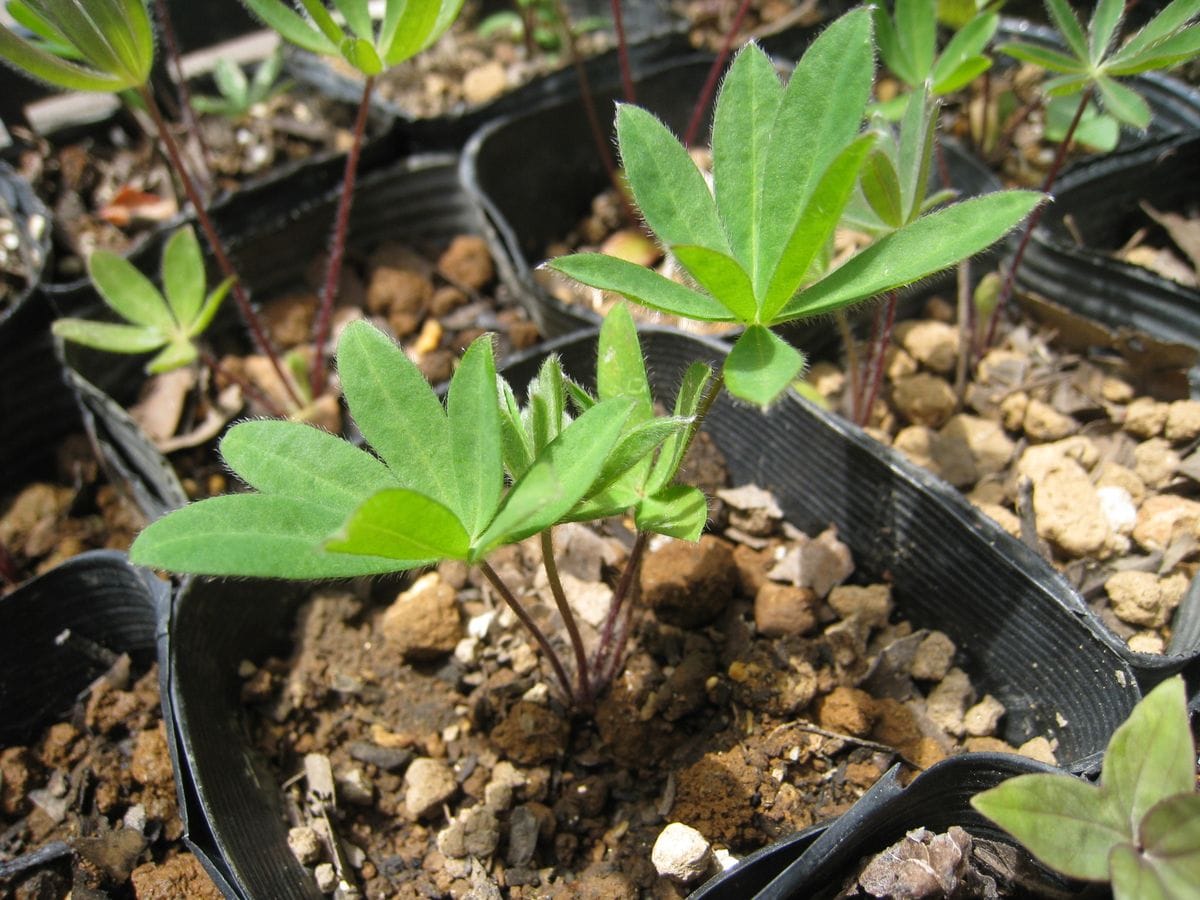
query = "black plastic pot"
xmin=283 ymin=10 xmax=690 ymax=151
xmin=461 ymin=54 xmax=1009 ymax=344
xmin=1017 ymin=131 xmax=1200 ymax=388
xmin=163 ymin=326 xmax=1141 ymax=899
xmin=691 ymin=752 xmax=1078 ymax=899
xmin=0 ymin=160 xmax=51 ymax=331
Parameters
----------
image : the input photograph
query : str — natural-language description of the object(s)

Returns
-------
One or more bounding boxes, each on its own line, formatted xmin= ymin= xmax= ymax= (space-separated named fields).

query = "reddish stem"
xmin=541 ymin=530 xmax=593 ymax=706
xmin=983 ymin=85 xmax=1094 ymax=352
xmin=860 ymin=292 xmax=897 ymax=428
xmin=683 ymin=0 xmax=755 ymax=147
xmin=138 ymin=86 xmax=304 ymax=411
xmin=609 ymin=0 xmax=635 ymax=103
xmin=310 ymin=76 xmax=375 ymax=399
xmin=592 ymin=530 xmax=646 ymax=684
xmin=480 ymin=560 xmax=576 ymax=705
xmin=152 ymin=0 xmax=214 ymax=192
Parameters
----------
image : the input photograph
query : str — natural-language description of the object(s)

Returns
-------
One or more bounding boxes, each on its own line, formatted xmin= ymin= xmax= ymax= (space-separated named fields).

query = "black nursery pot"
xmin=0 ymin=160 xmax=51 ymax=332
xmin=163 ymin=327 xmax=1141 ymax=899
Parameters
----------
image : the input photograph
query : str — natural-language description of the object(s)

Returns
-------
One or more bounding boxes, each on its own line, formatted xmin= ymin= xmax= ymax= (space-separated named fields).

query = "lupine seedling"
xmin=477 ymin=0 xmax=605 ymax=56
xmin=130 ymin=310 xmax=703 ymax=708
xmin=191 ymin=50 xmax=292 ymax=119
xmin=238 ymin=0 xmax=466 ymax=398
xmin=983 ymin=0 xmax=1200 ymax=350
xmin=0 ymin=0 xmax=303 ymax=412
xmin=548 ymin=9 xmax=1041 ymax=408
xmin=52 ymin=227 xmax=233 ymax=374
xmin=972 ymin=676 xmax=1200 ymax=899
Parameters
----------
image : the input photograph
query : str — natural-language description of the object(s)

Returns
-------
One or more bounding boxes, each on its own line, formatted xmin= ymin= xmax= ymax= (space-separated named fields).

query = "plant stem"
xmin=592 ymin=529 xmax=646 ymax=685
xmin=982 ymin=84 xmax=1093 ymax=352
xmin=480 ymin=560 xmax=576 ymax=704
xmin=953 ymin=259 xmax=971 ymax=409
xmin=540 ymin=530 xmax=592 ymax=706
xmin=310 ymin=76 xmax=375 ymax=399
xmin=152 ymin=0 xmax=214 ymax=192
xmin=683 ymin=0 xmax=754 ymax=147
xmin=859 ymin=292 xmax=897 ymax=428
xmin=609 ymin=0 xmax=635 ymax=103
xmin=137 ymin=85 xmax=304 ymax=411
xmin=835 ymin=310 xmax=860 ymax=418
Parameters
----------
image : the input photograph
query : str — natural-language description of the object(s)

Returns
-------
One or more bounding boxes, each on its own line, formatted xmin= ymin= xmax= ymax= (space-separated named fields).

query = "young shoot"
xmin=548 ymin=9 xmax=1041 ymax=408
xmin=972 ymin=676 xmax=1200 ymax=900
xmin=191 ymin=50 xmax=292 ymax=119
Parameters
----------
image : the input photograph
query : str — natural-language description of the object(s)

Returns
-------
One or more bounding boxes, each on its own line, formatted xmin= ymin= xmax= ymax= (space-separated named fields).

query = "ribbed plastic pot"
xmin=283 ymin=9 xmax=690 ymax=151
xmin=163 ymin=326 xmax=1141 ymax=899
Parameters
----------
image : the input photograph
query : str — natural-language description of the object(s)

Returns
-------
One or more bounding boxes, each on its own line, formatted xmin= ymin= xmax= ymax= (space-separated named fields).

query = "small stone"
xmin=381 ymin=573 xmax=463 ymax=661
xmin=438 ymin=235 xmax=494 ymax=290
xmin=651 ymin=822 xmax=712 ymax=884
xmin=974 ymin=501 xmax=1021 ymax=537
xmin=129 ymin=854 xmax=223 ymax=900
xmin=885 ymin=346 xmax=918 ymax=380
xmin=754 ymin=583 xmax=818 ymax=637
xmin=896 ymin=320 xmax=958 ymax=374
xmin=817 ymin=686 xmax=877 ymax=737
xmin=894 ymin=425 xmax=938 ymax=472
xmin=807 ymin=362 xmax=845 ymax=397
xmin=335 ymin=766 xmax=374 ymax=805
xmin=462 ymin=61 xmax=508 ymax=105
xmin=1101 ymin=377 xmax=1135 ymax=403
xmin=976 ymin=349 xmax=1027 ymax=387
xmin=1017 ymin=436 xmax=1100 ymax=482
xmin=717 ymin=484 xmax=783 ymax=536
xmin=1133 ymin=495 xmax=1200 ymax=551
xmin=910 ymin=631 xmax=956 ymax=681
xmin=1022 ymin=398 xmax=1076 ymax=442
xmin=640 ymin=535 xmax=736 ymax=628
xmin=366 ymin=266 xmax=431 ymax=316
xmin=288 ymin=826 xmax=323 ymax=866
xmin=828 ymin=584 xmax=893 ymax=628
xmin=999 ymin=392 xmax=1028 ymax=431
xmin=348 ymin=741 xmax=412 ymax=772
xmin=1097 ymin=486 xmax=1138 ymax=535
xmin=430 ymin=285 xmax=467 ymax=317
xmin=314 ymin=862 xmax=338 ymax=893
xmin=1018 ymin=736 xmax=1057 ymax=765
xmin=1033 ymin=460 xmax=1110 ymax=558
xmin=438 ymin=805 xmax=500 ymax=859
xmin=963 ymin=695 xmax=1005 ymax=737
xmin=1124 ymin=397 xmax=1168 ymax=438
xmin=1104 ymin=570 xmax=1188 ymax=628
xmin=1096 ymin=462 xmax=1146 ymax=506
xmin=490 ymin=701 xmax=569 ymax=765
xmin=404 ymin=758 xmax=458 ymax=819
xmin=261 ymin=292 xmax=317 ymax=348
xmin=1166 ymin=400 xmax=1200 ymax=442
xmin=937 ymin=415 xmax=1015 ymax=485
xmin=925 ymin=668 xmax=974 ymax=737
xmin=891 ymin=373 xmax=956 ymax=428
xmin=1134 ymin=438 xmax=1180 ymax=488
xmin=507 ymin=805 xmax=541 ymax=867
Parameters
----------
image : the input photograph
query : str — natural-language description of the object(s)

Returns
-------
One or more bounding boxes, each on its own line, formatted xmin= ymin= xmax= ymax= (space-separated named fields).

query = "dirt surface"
xmin=237 ymin=465 xmax=1060 ymax=898
xmin=0 ymin=662 xmax=221 ymax=899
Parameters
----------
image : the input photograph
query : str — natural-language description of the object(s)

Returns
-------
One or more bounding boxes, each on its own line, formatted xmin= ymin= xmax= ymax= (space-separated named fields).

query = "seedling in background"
xmin=549 ymin=10 xmax=1041 ymax=408
xmin=52 ymin=227 xmax=233 ymax=374
xmin=130 ymin=312 xmax=703 ymax=708
xmin=983 ymin=0 xmax=1200 ymax=350
xmin=972 ymin=676 xmax=1200 ymax=899
xmin=191 ymin=50 xmax=292 ymax=119
xmin=477 ymin=0 xmax=606 ymax=56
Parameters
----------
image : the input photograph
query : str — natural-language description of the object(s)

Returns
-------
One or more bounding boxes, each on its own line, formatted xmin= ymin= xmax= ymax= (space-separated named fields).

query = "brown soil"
xmin=237 ymin=465 xmax=1059 ymax=898
xmin=0 ymin=662 xmax=221 ymax=898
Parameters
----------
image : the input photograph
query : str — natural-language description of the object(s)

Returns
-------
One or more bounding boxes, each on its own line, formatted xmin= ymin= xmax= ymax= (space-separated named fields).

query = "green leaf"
xmin=672 ymin=245 xmax=757 ymax=322
xmin=971 ymin=773 xmax=1128 ymax=881
xmin=51 ymin=319 xmax=165 ymax=355
xmin=1043 ymin=72 xmax=1093 ymax=97
xmin=712 ymin=42 xmax=783 ymax=280
xmin=212 ymin=57 xmax=248 ymax=109
xmin=1045 ymin=95 xmax=1118 ymax=150
xmin=596 ymin=303 xmax=652 ymax=420
xmin=897 ymin=85 xmax=937 ymax=221
xmin=447 ymin=335 xmax=504 ymax=536
xmin=1045 ymin=0 xmax=1090 ymax=60
xmin=383 ymin=0 xmax=465 ymax=63
xmin=635 ymin=484 xmax=708 ymax=541
xmin=932 ymin=11 xmax=998 ymax=91
xmin=616 ymin=104 xmax=728 ymax=253
xmin=1103 ymin=677 xmax=1194 ymax=832
xmin=860 ymin=148 xmax=905 ymax=230
xmin=0 ymin=24 xmax=128 ymax=92
xmin=240 ymin=0 xmax=338 ymax=54
xmin=297 ymin=0 xmax=347 ymax=46
xmin=88 ymin=250 xmax=173 ymax=330
xmin=873 ymin=4 xmax=913 ymax=85
xmin=647 ymin=361 xmax=714 ymax=493
xmin=497 ymin=376 xmax=535 ymax=477
xmin=896 ymin=0 xmax=938 ymax=81
xmin=473 ymin=398 xmax=634 ymax=556
xmin=762 ymin=133 xmax=877 ymax=319
xmin=1089 ymin=0 xmax=1125 ymax=64
xmin=1096 ymin=74 xmax=1152 ymax=128
xmin=333 ymin=0 xmax=374 ymax=41
xmin=219 ymin=418 xmax=398 ymax=510
xmin=130 ymin=494 xmax=408 ymax=579
xmin=1135 ymin=794 xmax=1200 ymax=898
xmin=146 ymin=338 xmax=198 ymax=373
xmin=997 ymin=41 xmax=1087 ymax=73
xmin=932 ymin=54 xmax=992 ymax=94
xmin=1109 ymin=842 xmax=1172 ymax=900
xmin=529 ymin=355 xmax=567 ymax=452
xmin=189 ymin=276 xmax=235 ymax=338
xmin=1107 ymin=25 xmax=1200 ymax=75
xmin=724 ymin=325 xmax=805 ymax=408
xmin=336 ymin=320 xmax=453 ymax=502
xmin=757 ymin=8 xmax=874 ymax=293
xmin=1108 ymin=0 xmax=1199 ymax=65
xmin=162 ymin=227 xmax=205 ymax=326
xmin=250 ymin=48 xmax=284 ymax=98
xmin=590 ymin=417 xmax=691 ymax=497
xmin=325 ymin=488 xmax=470 ymax=561
xmin=780 ymin=191 xmax=1042 ymax=321
xmin=546 ymin=254 xmax=735 ymax=322
xmin=339 ymin=35 xmax=382 ymax=75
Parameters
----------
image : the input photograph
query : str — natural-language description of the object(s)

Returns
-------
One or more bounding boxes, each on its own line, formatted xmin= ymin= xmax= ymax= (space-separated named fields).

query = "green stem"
xmin=480 ymin=560 xmax=576 ymax=705
xmin=540 ymin=529 xmax=592 ymax=706
xmin=983 ymin=84 xmax=1094 ymax=352
xmin=310 ymin=75 xmax=375 ymax=399
xmin=138 ymin=85 xmax=304 ymax=411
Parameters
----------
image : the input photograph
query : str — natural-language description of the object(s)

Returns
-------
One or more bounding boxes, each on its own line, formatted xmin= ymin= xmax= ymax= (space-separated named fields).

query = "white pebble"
xmin=651 ymin=822 xmax=712 ymax=884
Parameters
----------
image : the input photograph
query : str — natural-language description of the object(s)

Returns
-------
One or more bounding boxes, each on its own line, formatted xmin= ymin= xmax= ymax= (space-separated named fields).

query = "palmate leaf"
xmin=672 ymin=245 xmax=757 ymax=321
xmin=997 ymin=41 xmax=1086 ymax=73
xmin=1107 ymin=25 xmax=1200 ymax=75
xmin=1096 ymin=74 xmax=1152 ymax=128
xmin=545 ymin=254 xmax=735 ymax=322
xmin=724 ymin=325 xmax=805 ymax=408
xmin=240 ymin=0 xmax=338 ymax=54
xmin=51 ymin=319 xmax=165 ymax=355
xmin=647 ymin=361 xmax=714 ymax=494
xmin=325 ymin=488 xmax=470 ymax=561
xmin=163 ymin=227 xmax=206 ymax=325
xmin=88 ymin=250 xmax=173 ymax=330
xmin=635 ymin=484 xmax=708 ymax=541
xmin=1089 ymin=0 xmax=1124 ymax=64
xmin=1131 ymin=794 xmax=1200 ymax=897
xmin=595 ymin=303 xmax=653 ymax=422
xmin=447 ymin=336 xmax=504 ymax=537
xmin=931 ymin=11 xmax=998 ymax=92
xmin=895 ymin=0 xmax=938 ymax=81
xmin=1109 ymin=0 xmax=1200 ymax=68
xmin=1045 ymin=0 xmax=1089 ymax=59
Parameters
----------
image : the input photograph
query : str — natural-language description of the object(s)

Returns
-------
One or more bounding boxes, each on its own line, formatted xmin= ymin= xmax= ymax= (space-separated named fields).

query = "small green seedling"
xmin=548 ymin=9 xmax=1040 ymax=408
xmin=972 ymin=676 xmax=1200 ymax=899
xmin=477 ymin=0 xmax=605 ymax=54
xmin=873 ymin=0 xmax=999 ymax=119
xmin=52 ymin=227 xmax=234 ymax=374
xmin=191 ymin=50 xmax=292 ymax=119
xmin=130 ymin=313 xmax=698 ymax=706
